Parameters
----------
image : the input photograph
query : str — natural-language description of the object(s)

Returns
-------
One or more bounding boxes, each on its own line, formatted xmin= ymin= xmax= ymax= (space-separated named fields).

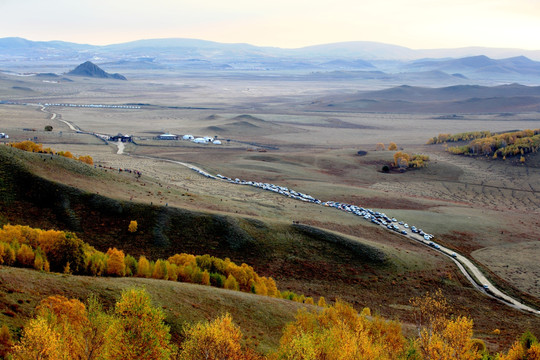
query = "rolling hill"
xmin=0 ymin=145 xmax=539 ymax=351
xmin=310 ymin=84 xmax=540 ymax=113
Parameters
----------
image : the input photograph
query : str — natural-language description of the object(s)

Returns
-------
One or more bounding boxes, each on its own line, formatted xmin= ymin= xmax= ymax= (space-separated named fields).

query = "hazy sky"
xmin=1 ymin=0 xmax=539 ymax=49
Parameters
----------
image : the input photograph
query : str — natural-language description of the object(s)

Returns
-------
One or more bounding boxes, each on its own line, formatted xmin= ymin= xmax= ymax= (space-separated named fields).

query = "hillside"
xmin=0 ymin=267 xmax=307 ymax=353
xmin=1 ymin=146 xmax=539 ymax=351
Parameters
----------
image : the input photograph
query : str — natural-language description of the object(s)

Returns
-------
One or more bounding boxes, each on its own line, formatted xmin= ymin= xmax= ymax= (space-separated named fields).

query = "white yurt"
xmin=182 ymin=134 xmax=194 ymax=140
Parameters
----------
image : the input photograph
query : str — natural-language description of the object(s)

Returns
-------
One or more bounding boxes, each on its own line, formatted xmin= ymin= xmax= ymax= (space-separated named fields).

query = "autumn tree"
xmin=124 ymin=254 xmax=138 ymax=276
xmin=106 ymin=247 xmax=126 ymax=277
xmin=137 ymin=255 xmax=151 ymax=277
xmin=180 ymin=313 xmax=251 ymax=360
xmin=104 ymin=288 xmax=176 ymax=359
xmin=393 ymin=151 xmax=411 ymax=168
xmin=12 ymin=295 xmax=90 ymax=359
xmin=411 ymin=289 xmax=484 ymax=360
xmin=0 ymin=324 xmax=13 ymax=358
xmin=78 ymin=155 xmax=94 ymax=165
xmin=498 ymin=331 xmax=540 ymax=360
xmin=16 ymin=244 xmax=35 ymax=268
xmin=128 ymin=220 xmax=138 ymax=233
xmin=224 ymin=274 xmax=239 ymax=291
xmin=388 ymin=142 xmax=398 ymax=151
xmin=11 ymin=316 xmax=64 ymax=359
xmin=376 ymin=142 xmax=386 ymax=151
xmin=47 ymin=232 xmax=86 ymax=273
xmin=275 ymin=300 xmax=406 ymax=360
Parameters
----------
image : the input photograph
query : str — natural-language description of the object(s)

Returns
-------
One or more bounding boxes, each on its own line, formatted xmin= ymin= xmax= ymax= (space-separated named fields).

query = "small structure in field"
xmin=157 ymin=133 xmax=178 ymax=140
xmin=182 ymin=134 xmax=194 ymax=140
xmin=213 ymin=140 xmax=222 ymax=145
xmin=109 ymin=133 xmax=132 ymax=142
xmin=0 ymin=133 xmax=9 ymax=139
xmin=192 ymin=137 xmax=207 ymax=144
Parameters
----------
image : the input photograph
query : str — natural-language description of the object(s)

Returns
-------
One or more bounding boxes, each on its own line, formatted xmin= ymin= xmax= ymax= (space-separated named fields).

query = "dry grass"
xmin=0 ymin=267 xmax=308 ymax=354
xmin=1 ymin=72 xmax=540 ymax=351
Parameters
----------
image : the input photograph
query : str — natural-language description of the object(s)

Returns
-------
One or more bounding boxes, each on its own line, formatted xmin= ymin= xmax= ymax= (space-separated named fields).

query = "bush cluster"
xmin=8 ymin=140 xmax=94 ymax=165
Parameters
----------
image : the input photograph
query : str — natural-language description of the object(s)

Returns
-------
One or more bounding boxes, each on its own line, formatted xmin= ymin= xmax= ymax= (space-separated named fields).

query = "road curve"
xmin=407 ymin=232 xmax=540 ymax=315
xmin=126 ymin=154 xmax=539 ymax=315
xmin=36 ymin=107 xmax=537 ymax=317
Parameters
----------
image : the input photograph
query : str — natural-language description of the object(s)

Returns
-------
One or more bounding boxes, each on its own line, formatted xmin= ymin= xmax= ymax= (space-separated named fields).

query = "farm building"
xmin=213 ymin=140 xmax=222 ymax=145
xmin=182 ymin=134 xmax=194 ymax=140
xmin=192 ymin=137 xmax=207 ymax=144
xmin=157 ymin=133 xmax=178 ymax=140
xmin=109 ymin=134 xmax=133 ymax=142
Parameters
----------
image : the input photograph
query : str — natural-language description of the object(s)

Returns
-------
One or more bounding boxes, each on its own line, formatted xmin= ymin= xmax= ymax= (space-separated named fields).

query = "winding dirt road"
xmin=33 ymin=104 xmax=540 ymax=316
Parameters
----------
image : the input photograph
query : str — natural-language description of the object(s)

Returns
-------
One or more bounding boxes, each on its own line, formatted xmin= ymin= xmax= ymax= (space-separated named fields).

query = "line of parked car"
xmin=199 ymin=170 xmax=440 ymax=238
xmin=193 ymin=169 xmax=496 ymax=294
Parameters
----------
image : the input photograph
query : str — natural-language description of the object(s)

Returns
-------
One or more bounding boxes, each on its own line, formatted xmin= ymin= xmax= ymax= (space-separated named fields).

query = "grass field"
xmin=1 ymin=72 xmax=539 ymax=351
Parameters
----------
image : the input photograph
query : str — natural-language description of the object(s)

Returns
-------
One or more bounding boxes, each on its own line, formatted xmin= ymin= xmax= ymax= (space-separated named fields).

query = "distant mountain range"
xmin=1 ymin=37 xmax=540 ymax=84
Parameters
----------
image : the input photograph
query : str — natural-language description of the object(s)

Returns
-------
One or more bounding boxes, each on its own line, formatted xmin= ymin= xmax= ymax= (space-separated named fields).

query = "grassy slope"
xmin=0 ymin=267 xmax=307 ymax=354
xmin=1 ymin=146 xmax=539 ymax=352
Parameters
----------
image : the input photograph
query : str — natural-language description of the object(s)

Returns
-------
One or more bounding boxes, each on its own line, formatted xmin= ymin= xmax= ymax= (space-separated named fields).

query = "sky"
xmin=1 ymin=0 xmax=540 ymax=50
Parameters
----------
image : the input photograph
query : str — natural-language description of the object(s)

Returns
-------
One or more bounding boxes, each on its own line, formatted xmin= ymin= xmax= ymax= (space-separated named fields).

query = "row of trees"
xmin=0 ymin=224 xmax=305 ymax=302
xmin=8 ymin=140 xmax=94 ymax=165
xmin=427 ymin=131 xmax=493 ymax=145
xmin=2 ymin=289 xmax=538 ymax=359
xmin=428 ymin=129 xmax=540 ymax=160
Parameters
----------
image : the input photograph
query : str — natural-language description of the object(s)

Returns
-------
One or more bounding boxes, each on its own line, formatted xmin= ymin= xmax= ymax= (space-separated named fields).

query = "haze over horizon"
xmin=1 ymin=0 xmax=539 ymax=51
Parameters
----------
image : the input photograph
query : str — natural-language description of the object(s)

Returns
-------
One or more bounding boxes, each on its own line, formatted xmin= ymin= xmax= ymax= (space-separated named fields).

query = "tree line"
xmin=7 ymin=140 xmax=94 ymax=165
xmin=427 ymin=129 xmax=540 ymax=161
xmin=0 ymin=224 xmax=307 ymax=302
xmin=1 ymin=288 xmax=538 ymax=359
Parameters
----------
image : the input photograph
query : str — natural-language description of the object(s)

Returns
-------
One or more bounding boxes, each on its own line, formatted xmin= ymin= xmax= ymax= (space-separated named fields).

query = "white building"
xmin=182 ymin=134 xmax=194 ymax=140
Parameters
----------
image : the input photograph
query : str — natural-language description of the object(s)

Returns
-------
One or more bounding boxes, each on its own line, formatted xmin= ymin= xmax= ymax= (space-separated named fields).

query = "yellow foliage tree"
xmin=106 ymin=248 xmax=126 ymax=277
xmin=128 ymin=220 xmax=138 ymax=233
xmin=411 ymin=290 xmax=483 ymax=360
xmin=105 ymin=288 xmax=176 ymax=359
xmin=77 ymin=155 xmax=94 ymax=165
xmin=376 ymin=142 xmax=386 ymax=151
xmin=224 ymin=274 xmax=240 ymax=291
xmin=11 ymin=316 xmax=64 ymax=359
xmin=180 ymin=313 xmax=249 ymax=360
xmin=16 ymin=244 xmax=35 ymax=268
xmin=276 ymin=300 xmax=406 ymax=360
xmin=137 ymin=255 xmax=151 ymax=277
xmin=388 ymin=142 xmax=398 ymax=151
xmin=393 ymin=151 xmax=411 ymax=168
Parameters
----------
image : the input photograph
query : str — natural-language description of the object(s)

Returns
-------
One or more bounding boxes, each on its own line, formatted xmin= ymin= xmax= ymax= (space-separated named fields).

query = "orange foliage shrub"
xmin=276 ymin=300 xmax=406 ymax=360
xmin=106 ymin=248 xmax=126 ymax=276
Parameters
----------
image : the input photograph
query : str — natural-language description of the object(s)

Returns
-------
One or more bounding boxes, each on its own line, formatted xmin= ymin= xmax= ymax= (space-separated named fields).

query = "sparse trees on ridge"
xmin=9 ymin=140 xmax=93 ymax=165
